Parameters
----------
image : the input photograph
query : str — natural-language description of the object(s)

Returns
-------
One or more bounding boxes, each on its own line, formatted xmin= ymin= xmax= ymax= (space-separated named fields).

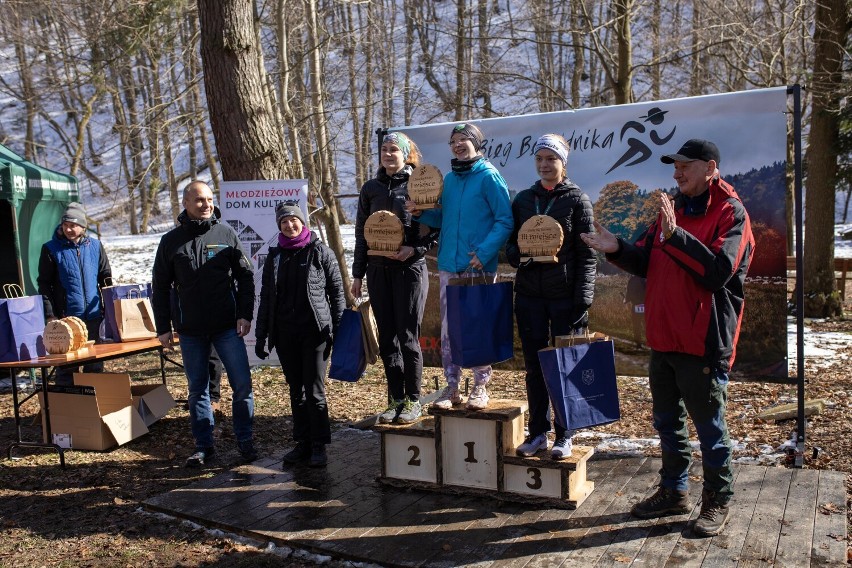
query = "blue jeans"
xmin=179 ymin=328 xmax=254 ymax=450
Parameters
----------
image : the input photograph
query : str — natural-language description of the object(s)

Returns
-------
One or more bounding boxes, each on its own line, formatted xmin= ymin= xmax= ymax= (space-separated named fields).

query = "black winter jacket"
xmin=506 ymin=179 xmax=596 ymax=324
xmin=151 ymin=208 xmax=254 ymax=336
xmin=352 ymin=166 xmax=439 ymax=279
xmin=255 ymin=232 xmax=346 ymax=345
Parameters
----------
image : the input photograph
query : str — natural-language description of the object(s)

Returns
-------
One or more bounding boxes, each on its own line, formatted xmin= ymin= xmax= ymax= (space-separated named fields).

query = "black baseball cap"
xmin=661 ymin=139 xmax=720 ymax=164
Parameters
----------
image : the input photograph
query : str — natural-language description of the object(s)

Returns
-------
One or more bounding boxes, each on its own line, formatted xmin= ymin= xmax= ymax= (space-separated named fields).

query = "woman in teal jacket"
xmin=411 ymin=123 xmax=513 ymax=411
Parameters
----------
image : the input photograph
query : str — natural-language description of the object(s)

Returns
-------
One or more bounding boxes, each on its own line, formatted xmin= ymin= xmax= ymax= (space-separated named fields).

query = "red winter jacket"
xmin=607 ymin=177 xmax=754 ymax=372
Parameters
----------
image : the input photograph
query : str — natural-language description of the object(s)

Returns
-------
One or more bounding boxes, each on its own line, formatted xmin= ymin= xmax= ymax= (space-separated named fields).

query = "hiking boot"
xmin=379 ymin=399 xmax=404 ymax=424
xmin=309 ymin=443 xmax=328 ymax=468
xmin=466 ymin=384 xmax=489 ymax=410
xmin=397 ymin=399 xmax=422 ymax=424
xmin=631 ymin=486 xmax=692 ymax=519
xmin=432 ymin=385 xmax=463 ymax=409
xmin=693 ymin=490 xmax=730 ymax=537
xmin=237 ymin=439 xmax=258 ymax=463
xmin=185 ymin=447 xmax=215 ymax=468
xmin=516 ymin=433 xmax=549 ymax=457
xmin=551 ymin=436 xmax=573 ymax=460
xmin=282 ymin=442 xmax=311 ymax=465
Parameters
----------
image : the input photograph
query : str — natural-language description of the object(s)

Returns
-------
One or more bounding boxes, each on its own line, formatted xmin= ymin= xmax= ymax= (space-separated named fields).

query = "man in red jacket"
xmin=582 ymin=139 xmax=754 ymax=537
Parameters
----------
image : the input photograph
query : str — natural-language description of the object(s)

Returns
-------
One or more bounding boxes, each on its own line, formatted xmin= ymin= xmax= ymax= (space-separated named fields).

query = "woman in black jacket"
xmin=351 ymin=132 xmax=438 ymax=424
xmin=254 ymin=202 xmax=345 ymax=467
xmin=505 ymin=134 xmax=596 ymax=461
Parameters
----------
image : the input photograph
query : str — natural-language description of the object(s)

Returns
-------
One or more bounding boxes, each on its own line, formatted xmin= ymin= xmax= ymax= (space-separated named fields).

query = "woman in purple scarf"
xmin=254 ymin=202 xmax=345 ymax=468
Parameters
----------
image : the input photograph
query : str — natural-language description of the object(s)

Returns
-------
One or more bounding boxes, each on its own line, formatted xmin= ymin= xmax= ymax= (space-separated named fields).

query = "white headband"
xmin=533 ymin=134 xmax=569 ymax=167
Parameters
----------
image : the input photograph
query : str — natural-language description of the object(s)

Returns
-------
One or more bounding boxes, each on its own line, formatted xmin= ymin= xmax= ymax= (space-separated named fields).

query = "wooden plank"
xmin=142 ymin=456 xmax=284 ymax=518
xmin=428 ymin=398 xmax=528 ymax=421
xmin=602 ymin=459 xmax=706 ymax=567
xmin=506 ymin=457 xmax=650 ymax=567
xmin=476 ymin=459 xmax=625 ymax=567
xmin=558 ymin=456 xmax=659 ymax=564
xmin=810 ymin=470 xmax=848 ymax=566
xmin=774 ymin=468 xmax=820 ymax=567
xmin=737 ymin=466 xmax=793 ymax=567
xmin=698 ymin=464 xmax=766 ymax=567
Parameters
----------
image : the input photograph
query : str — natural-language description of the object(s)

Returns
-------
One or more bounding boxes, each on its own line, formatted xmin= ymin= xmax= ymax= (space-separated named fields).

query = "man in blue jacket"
xmin=151 ymin=181 xmax=257 ymax=468
xmin=37 ymin=202 xmax=112 ymax=384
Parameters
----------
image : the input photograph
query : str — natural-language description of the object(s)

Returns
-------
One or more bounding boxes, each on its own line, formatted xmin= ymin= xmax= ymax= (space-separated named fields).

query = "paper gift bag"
xmin=357 ymin=299 xmax=379 ymax=365
xmin=538 ymin=339 xmax=620 ymax=430
xmin=0 ymin=284 xmax=47 ymax=362
xmin=445 ymin=280 xmax=513 ymax=367
xmin=101 ymin=283 xmax=150 ymax=341
xmin=114 ymin=296 xmax=157 ymax=341
xmin=329 ymin=308 xmax=366 ymax=382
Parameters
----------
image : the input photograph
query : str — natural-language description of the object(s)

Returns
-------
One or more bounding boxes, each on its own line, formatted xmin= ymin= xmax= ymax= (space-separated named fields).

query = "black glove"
xmin=255 ymin=338 xmax=268 ymax=360
xmin=571 ymin=310 xmax=589 ymax=332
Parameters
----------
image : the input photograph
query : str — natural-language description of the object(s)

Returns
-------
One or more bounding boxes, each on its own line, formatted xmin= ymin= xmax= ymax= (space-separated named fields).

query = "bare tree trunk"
xmin=802 ymin=0 xmax=847 ymax=317
xmin=454 ymin=0 xmax=466 ymax=120
xmin=196 ymin=0 xmax=288 ymax=181
xmin=304 ymin=0 xmax=352 ymax=300
xmin=613 ymin=0 xmax=634 ymax=104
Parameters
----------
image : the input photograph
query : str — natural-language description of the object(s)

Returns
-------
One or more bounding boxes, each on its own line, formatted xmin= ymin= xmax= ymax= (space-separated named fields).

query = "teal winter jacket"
xmin=417 ymin=158 xmax=513 ymax=273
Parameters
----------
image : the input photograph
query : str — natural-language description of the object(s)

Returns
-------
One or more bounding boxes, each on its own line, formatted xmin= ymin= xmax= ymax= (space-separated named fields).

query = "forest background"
xmin=0 ymin=0 xmax=849 ymax=313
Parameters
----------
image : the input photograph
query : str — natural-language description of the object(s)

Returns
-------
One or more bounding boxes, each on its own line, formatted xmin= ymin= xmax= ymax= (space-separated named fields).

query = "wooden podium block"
xmin=375 ymin=399 xmax=595 ymax=509
xmin=440 ymin=416 xmax=498 ymax=489
xmin=374 ymin=417 xmax=437 ymax=483
xmin=502 ymin=445 xmax=595 ymax=508
xmin=503 ymin=463 xmax=562 ymax=498
xmin=430 ymin=399 xmax=527 ymax=491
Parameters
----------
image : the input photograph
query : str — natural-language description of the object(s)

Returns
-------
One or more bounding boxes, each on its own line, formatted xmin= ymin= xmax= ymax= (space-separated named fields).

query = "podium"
xmin=373 ymin=399 xmax=594 ymax=508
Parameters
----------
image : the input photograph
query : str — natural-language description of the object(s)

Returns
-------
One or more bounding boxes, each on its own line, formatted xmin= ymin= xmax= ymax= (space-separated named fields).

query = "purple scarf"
xmin=278 ymin=225 xmax=311 ymax=249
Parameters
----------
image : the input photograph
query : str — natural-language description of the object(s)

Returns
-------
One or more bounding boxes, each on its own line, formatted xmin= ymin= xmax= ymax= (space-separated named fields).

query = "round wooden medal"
xmin=44 ymin=320 xmax=75 ymax=354
xmin=364 ymin=210 xmax=404 ymax=256
xmin=408 ymin=164 xmax=443 ymax=209
xmin=62 ymin=316 xmax=88 ymax=350
xmin=518 ymin=215 xmax=564 ymax=263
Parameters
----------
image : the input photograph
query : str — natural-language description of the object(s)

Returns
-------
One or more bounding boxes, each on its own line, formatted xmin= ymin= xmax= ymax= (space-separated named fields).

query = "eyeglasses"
xmin=448 ymin=137 xmax=472 ymax=146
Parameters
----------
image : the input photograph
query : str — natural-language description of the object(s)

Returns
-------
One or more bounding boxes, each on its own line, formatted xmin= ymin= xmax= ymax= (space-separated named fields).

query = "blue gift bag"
xmin=446 ymin=280 xmax=514 ymax=367
xmin=101 ymin=284 xmax=150 ymax=342
xmin=329 ymin=308 xmax=366 ymax=382
xmin=0 ymin=293 xmax=47 ymax=362
xmin=538 ymin=340 xmax=620 ymax=430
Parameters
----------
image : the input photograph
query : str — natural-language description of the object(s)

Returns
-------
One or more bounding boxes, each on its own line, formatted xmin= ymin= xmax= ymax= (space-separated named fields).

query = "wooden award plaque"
xmin=518 ymin=215 xmax=564 ymax=263
xmin=44 ymin=320 xmax=75 ymax=354
xmin=365 ymin=210 xmax=404 ymax=257
xmin=62 ymin=316 xmax=88 ymax=350
xmin=408 ymin=164 xmax=443 ymax=210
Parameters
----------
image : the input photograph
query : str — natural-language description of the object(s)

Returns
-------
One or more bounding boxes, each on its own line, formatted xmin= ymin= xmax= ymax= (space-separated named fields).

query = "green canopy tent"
xmin=0 ymin=143 xmax=79 ymax=296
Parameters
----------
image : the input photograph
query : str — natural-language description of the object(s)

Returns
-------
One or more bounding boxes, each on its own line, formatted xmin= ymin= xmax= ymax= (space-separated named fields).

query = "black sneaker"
xmin=282 ymin=442 xmax=311 ymax=465
xmin=693 ymin=490 xmax=730 ymax=537
xmin=185 ymin=447 xmax=215 ymax=468
xmin=631 ymin=486 xmax=691 ymax=519
xmin=237 ymin=439 xmax=258 ymax=463
xmin=309 ymin=443 xmax=328 ymax=468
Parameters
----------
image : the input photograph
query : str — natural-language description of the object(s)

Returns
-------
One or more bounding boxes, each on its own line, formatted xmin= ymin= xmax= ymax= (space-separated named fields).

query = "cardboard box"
xmin=39 ymin=372 xmax=175 ymax=451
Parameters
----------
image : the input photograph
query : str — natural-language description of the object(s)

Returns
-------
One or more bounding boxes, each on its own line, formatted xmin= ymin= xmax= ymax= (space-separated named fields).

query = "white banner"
xmin=393 ymin=87 xmax=788 ymax=201
xmin=219 ymin=179 xmax=309 ymax=366
xmin=392 ymin=87 xmax=791 ymax=378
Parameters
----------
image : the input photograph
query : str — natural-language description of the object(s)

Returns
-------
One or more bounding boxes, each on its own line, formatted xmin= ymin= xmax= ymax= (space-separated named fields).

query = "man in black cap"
xmin=581 ymin=139 xmax=755 ymax=537
xmin=37 ymin=201 xmax=112 ymax=384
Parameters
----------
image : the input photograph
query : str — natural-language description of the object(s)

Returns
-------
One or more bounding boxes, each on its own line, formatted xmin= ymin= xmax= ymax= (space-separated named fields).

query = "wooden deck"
xmin=142 ymin=428 xmax=847 ymax=567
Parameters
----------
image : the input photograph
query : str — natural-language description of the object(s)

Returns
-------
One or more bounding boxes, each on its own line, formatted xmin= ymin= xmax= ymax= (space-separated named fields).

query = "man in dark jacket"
xmin=37 ymin=201 xmax=111 ymax=384
xmin=582 ymin=139 xmax=754 ymax=538
xmin=151 ymin=181 xmax=257 ymax=468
